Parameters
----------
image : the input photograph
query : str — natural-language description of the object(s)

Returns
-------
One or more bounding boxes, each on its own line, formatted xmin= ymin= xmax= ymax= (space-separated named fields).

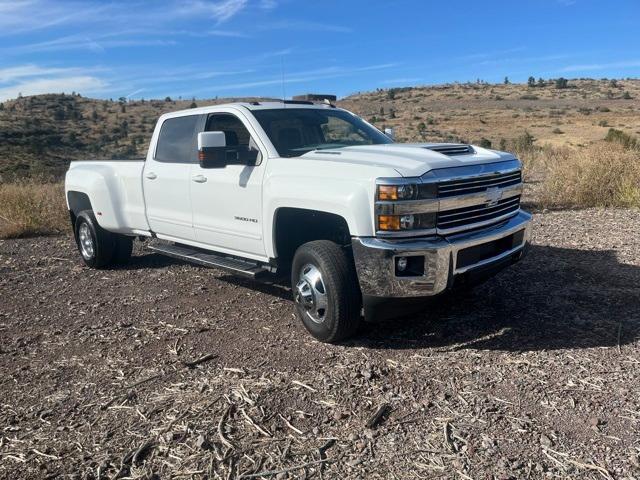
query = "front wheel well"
xmin=273 ymin=208 xmax=351 ymax=270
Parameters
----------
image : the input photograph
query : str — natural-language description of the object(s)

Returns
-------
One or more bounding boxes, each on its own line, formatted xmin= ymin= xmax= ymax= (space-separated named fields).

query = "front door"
xmin=143 ymin=114 xmax=199 ymax=242
xmin=190 ymin=111 xmax=267 ymax=259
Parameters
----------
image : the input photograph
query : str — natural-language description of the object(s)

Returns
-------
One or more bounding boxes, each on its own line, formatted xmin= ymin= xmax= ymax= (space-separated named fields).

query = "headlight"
xmin=375 ymin=179 xmax=437 ymax=233
xmin=377 ymin=213 xmax=436 ymax=231
xmin=377 ymin=184 xmax=418 ymax=201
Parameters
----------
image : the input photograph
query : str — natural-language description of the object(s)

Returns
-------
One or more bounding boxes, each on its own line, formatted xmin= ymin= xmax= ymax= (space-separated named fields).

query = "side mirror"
xmin=198 ymin=131 xmax=227 ymax=168
xmin=384 ymin=127 xmax=395 ymax=141
xmin=197 ymin=131 xmax=259 ymax=169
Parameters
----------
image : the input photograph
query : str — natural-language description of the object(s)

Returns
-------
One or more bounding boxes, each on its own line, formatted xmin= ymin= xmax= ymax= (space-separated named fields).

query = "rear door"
xmin=190 ymin=110 xmax=267 ymax=258
xmin=143 ymin=114 xmax=199 ymax=242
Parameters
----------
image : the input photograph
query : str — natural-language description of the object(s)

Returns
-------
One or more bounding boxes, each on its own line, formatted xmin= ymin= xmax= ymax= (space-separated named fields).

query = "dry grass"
xmin=0 ymin=181 xmax=68 ymax=239
xmin=539 ymin=142 xmax=640 ymax=209
xmin=1 ymin=139 xmax=639 ymax=240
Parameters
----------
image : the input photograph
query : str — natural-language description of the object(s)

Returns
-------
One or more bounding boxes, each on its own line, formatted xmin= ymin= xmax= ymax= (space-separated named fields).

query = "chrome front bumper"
xmin=352 ymin=211 xmax=532 ymax=298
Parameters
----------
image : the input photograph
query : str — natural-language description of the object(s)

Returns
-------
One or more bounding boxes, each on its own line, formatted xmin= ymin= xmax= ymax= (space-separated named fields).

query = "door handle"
xmin=192 ymin=175 xmax=207 ymax=183
xmin=145 ymin=172 xmax=157 ymax=180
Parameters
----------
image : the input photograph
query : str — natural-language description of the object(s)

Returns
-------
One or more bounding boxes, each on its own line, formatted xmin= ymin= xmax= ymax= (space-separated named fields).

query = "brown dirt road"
xmin=1 ymin=209 xmax=639 ymax=479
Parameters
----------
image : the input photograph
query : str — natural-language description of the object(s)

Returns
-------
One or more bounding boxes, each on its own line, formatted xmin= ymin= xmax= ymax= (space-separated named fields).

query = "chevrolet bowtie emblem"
xmin=485 ymin=187 xmax=503 ymax=207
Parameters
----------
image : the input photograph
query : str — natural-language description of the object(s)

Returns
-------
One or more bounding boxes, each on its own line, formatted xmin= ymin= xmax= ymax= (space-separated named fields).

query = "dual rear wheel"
xmin=74 ymin=210 xmax=132 ymax=268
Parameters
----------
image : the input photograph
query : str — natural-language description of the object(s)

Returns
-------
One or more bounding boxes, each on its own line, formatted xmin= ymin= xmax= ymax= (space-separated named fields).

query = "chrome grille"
xmin=375 ymin=159 xmax=523 ymax=238
xmin=438 ymin=171 xmax=522 ymax=197
xmin=437 ymin=195 xmax=521 ymax=232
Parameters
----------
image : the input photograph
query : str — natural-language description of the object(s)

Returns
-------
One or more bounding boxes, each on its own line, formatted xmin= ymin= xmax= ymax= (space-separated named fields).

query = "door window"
xmin=206 ymin=114 xmax=251 ymax=146
xmin=155 ymin=115 xmax=199 ymax=163
xmin=205 ymin=113 xmax=262 ymax=165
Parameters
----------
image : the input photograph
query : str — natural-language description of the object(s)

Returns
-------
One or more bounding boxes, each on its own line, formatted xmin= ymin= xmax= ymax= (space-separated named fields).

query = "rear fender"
xmin=65 ymin=164 xmax=136 ymax=233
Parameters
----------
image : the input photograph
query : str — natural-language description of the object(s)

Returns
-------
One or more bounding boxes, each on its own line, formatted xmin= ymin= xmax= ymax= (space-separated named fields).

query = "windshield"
xmin=252 ymin=108 xmax=393 ymax=157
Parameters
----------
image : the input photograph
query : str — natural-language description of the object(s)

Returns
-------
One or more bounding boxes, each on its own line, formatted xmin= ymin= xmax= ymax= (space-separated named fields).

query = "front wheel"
xmin=291 ymin=240 xmax=361 ymax=343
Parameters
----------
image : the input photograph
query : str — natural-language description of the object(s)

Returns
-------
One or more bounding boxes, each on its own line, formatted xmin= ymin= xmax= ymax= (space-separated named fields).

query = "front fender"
xmin=263 ymin=174 xmax=375 ymax=258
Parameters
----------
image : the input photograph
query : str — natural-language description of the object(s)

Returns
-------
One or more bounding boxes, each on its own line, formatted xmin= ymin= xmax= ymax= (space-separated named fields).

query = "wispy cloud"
xmin=10 ymin=34 xmax=178 ymax=54
xmin=125 ymin=88 xmax=145 ymax=99
xmin=178 ymin=0 xmax=249 ymax=24
xmin=0 ymin=64 xmax=84 ymax=82
xmin=0 ymin=0 xmax=112 ymax=35
xmin=204 ymin=29 xmax=251 ymax=38
xmin=474 ymin=53 xmax=571 ymax=67
xmin=0 ymin=0 xmax=252 ymax=37
xmin=182 ymin=63 xmax=397 ymax=96
xmin=260 ymin=20 xmax=353 ymax=33
xmin=381 ymin=77 xmax=422 ymax=85
xmin=0 ymin=75 xmax=107 ymax=101
xmin=560 ymin=59 xmax=640 ymax=72
xmin=0 ymin=62 xmax=109 ymax=101
xmin=259 ymin=0 xmax=278 ymax=9
xmin=458 ymin=47 xmax=526 ymax=61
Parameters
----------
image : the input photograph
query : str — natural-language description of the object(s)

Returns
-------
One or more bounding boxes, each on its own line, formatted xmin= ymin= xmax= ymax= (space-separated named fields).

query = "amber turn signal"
xmin=377 ymin=185 xmax=398 ymax=201
xmin=378 ymin=215 xmax=400 ymax=231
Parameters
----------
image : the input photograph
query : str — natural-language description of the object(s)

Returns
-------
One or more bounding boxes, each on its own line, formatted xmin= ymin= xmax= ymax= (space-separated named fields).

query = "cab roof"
xmin=160 ymin=100 xmax=341 ymax=120
xmin=240 ymin=100 xmax=337 ymax=111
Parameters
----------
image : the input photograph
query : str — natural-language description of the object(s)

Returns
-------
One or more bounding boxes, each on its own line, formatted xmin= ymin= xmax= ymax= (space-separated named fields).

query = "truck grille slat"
xmin=439 ymin=172 xmax=521 ymax=190
xmin=437 ymin=196 xmax=521 ymax=230
xmin=438 ymin=196 xmax=520 ymax=220
xmin=439 ymin=171 xmax=522 ymax=197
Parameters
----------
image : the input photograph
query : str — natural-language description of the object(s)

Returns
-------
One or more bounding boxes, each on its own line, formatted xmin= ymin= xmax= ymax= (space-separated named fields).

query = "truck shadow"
xmin=352 ymin=244 xmax=640 ymax=352
xmin=124 ymin=243 xmax=639 ymax=353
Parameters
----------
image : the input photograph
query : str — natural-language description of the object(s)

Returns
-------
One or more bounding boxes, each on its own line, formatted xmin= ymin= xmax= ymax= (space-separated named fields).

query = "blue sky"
xmin=0 ymin=0 xmax=639 ymax=101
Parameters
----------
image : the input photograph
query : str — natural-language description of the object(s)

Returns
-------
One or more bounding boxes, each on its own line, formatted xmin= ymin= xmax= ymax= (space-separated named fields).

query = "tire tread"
xmin=292 ymin=240 xmax=361 ymax=343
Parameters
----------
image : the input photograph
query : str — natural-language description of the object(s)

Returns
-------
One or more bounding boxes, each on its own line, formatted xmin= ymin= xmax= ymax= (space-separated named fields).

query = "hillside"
xmin=0 ymin=78 xmax=639 ymax=179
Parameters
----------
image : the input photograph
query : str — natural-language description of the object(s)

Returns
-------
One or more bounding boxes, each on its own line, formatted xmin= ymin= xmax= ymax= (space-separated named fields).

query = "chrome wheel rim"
xmin=78 ymin=223 xmax=95 ymax=260
xmin=295 ymin=264 xmax=328 ymax=324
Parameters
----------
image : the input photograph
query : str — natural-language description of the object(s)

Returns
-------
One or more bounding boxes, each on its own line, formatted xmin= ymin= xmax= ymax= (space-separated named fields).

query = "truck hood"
xmin=300 ymin=143 xmax=516 ymax=178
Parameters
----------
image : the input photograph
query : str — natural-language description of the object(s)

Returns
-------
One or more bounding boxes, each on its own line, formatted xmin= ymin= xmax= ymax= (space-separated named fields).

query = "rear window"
xmin=155 ymin=115 xmax=199 ymax=163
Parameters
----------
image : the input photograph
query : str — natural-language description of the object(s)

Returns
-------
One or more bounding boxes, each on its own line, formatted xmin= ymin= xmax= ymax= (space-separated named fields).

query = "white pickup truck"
xmin=65 ymin=99 xmax=532 ymax=342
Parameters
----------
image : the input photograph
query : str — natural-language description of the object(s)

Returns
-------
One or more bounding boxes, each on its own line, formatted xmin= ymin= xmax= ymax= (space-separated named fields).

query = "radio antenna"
xmin=281 ymin=56 xmax=286 ymax=107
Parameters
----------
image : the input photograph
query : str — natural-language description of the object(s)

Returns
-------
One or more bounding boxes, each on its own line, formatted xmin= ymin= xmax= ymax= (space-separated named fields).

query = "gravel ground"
xmin=1 ymin=209 xmax=639 ymax=480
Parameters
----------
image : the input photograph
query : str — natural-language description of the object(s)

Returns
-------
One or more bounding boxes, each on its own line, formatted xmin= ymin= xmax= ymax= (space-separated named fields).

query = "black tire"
xmin=291 ymin=240 xmax=361 ymax=343
xmin=113 ymin=235 xmax=133 ymax=265
xmin=74 ymin=210 xmax=115 ymax=268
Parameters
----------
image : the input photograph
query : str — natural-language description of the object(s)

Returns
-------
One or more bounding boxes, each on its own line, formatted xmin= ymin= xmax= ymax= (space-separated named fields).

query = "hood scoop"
xmin=423 ymin=144 xmax=475 ymax=156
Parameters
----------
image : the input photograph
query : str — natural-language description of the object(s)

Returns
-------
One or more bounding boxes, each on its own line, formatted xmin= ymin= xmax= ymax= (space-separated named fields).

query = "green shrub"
xmin=478 ymin=138 xmax=492 ymax=148
xmin=513 ymin=131 xmax=535 ymax=152
xmin=605 ymin=128 xmax=639 ymax=150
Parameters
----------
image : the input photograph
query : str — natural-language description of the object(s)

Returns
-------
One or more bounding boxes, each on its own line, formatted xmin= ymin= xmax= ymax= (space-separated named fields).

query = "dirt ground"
xmin=1 ymin=209 xmax=639 ymax=479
